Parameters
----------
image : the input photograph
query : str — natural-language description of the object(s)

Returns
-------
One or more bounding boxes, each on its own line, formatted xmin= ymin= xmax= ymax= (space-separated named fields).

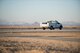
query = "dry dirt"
xmin=0 ymin=31 xmax=80 ymax=38
xmin=0 ymin=26 xmax=80 ymax=53
xmin=0 ymin=37 xmax=80 ymax=53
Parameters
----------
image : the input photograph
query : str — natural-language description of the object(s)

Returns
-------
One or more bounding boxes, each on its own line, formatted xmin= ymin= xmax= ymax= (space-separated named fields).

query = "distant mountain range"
xmin=0 ymin=22 xmax=80 ymax=26
xmin=0 ymin=22 xmax=40 ymax=26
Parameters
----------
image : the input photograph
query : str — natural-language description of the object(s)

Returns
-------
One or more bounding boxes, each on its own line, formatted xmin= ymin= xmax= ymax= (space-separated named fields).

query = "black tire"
xmin=49 ymin=26 xmax=54 ymax=30
xmin=50 ymin=28 xmax=52 ymax=30
xmin=34 ymin=28 xmax=36 ymax=30
xmin=43 ymin=27 xmax=46 ymax=30
xmin=59 ymin=25 xmax=63 ymax=30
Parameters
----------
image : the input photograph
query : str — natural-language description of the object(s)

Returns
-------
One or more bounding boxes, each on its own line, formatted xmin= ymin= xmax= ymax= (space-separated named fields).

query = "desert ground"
xmin=0 ymin=26 xmax=80 ymax=53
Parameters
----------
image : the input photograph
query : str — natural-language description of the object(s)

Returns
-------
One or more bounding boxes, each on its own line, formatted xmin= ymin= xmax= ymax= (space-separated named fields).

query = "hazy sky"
xmin=0 ymin=0 xmax=80 ymax=23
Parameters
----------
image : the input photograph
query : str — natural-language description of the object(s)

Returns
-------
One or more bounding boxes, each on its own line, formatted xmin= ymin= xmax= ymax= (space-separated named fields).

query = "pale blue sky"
xmin=0 ymin=0 xmax=80 ymax=23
